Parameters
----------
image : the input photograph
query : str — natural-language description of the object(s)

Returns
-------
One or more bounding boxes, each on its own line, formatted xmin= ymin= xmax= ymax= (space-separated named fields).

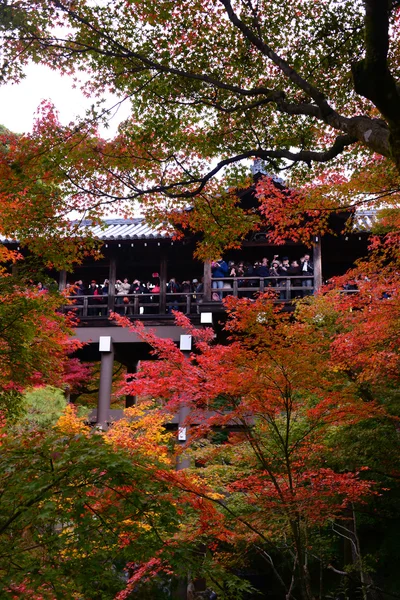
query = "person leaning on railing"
xmin=300 ymin=254 xmax=314 ymax=296
xmin=286 ymin=260 xmax=302 ymax=299
xmin=166 ymin=277 xmax=181 ymax=312
xmin=211 ymin=259 xmax=228 ymax=300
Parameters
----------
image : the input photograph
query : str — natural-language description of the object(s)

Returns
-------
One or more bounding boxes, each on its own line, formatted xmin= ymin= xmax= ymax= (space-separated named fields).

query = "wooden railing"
xmin=61 ymin=275 xmax=315 ymax=318
xmin=61 ymin=292 xmax=204 ymax=318
xmin=210 ymin=275 xmax=314 ymax=301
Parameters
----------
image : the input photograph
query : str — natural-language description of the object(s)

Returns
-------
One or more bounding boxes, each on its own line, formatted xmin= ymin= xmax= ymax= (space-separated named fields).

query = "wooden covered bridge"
xmin=1 ymin=204 xmax=375 ymax=429
xmin=51 ymin=210 xmax=372 ymax=429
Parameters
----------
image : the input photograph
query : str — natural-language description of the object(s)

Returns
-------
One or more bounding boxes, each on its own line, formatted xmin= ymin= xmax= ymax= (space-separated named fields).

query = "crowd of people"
xmin=64 ymin=274 xmax=204 ymax=315
xmin=59 ymin=252 xmax=314 ymax=315
xmin=211 ymin=253 xmax=314 ymax=299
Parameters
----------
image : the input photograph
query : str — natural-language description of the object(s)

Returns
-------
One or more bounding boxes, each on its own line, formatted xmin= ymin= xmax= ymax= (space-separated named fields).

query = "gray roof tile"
xmin=0 ymin=218 xmax=170 ymax=243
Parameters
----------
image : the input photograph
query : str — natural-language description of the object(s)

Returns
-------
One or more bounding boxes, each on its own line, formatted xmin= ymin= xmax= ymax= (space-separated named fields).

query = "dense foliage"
xmin=108 ymin=280 xmax=400 ymax=599
xmin=0 ymin=276 xmax=81 ymax=416
xmin=1 ymin=1 xmax=400 ymax=258
xmin=2 ymin=281 xmax=399 ymax=599
xmin=0 ymin=2 xmax=400 ymax=598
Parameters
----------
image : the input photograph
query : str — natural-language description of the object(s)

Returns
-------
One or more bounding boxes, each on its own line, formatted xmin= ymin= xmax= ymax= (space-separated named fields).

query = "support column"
xmin=97 ymin=336 xmax=114 ymax=429
xmin=175 ymin=333 xmax=208 ymax=600
xmin=125 ymin=361 xmax=138 ymax=408
xmin=58 ymin=270 xmax=67 ymax=292
xmin=313 ymin=236 xmax=323 ymax=292
xmin=176 ymin=335 xmax=192 ymax=471
xmin=203 ymin=260 xmax=211 ymax=302
xmin=64 ymin=385 xmax=71 ymax=403
xmin=160 ymin=254 xmax=167 ymax=314
xmin=108 ymin=256 xmax=116 ymax=315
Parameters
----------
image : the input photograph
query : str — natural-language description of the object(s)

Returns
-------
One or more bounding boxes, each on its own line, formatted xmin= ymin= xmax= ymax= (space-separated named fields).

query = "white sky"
xmin=0 ymin=62 xmax=129 ymax=136
xmin=0 ymin=62 xmax=140 ymax=218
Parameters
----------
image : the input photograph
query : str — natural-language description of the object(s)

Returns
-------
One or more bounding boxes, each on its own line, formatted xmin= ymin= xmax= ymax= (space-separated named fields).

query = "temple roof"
xmin=0 ymin=211 xmax=377 ymax=244
xmin=0 ymin=218 xmax=169 ymax=243
xmin=81 ymin=218 xmax=169 ymax=240
xmin=352 ymin=210 xmax=377 ymax=230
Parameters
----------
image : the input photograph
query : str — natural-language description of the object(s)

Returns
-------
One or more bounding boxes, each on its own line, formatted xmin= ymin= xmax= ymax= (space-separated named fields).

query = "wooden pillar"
xmin=160 ymin=254 xmax=167 ymax=314
xmin=125 ymin=361 xmax=138 ymax=408
xmin=175 ymin=337 xmax=207 ymax=600
xmin=58 ymin=270 xmax=67 ymax=292
xmin=177 ymin=401 xmax=191 ymax=470
xmin=176 ymin=335 xmax=192 ymax=471
xmin=203 ymin=260 xmax=211 ymax=302
xmin=108 ymin=256 xmax=116 ymax=314
xmin=97 ymin=336 xmax=114 ymax=429
xmin=64 ymin=385 xmax=71 ymax=403
xmin=313 ymin=236 xmax=322 ymax=292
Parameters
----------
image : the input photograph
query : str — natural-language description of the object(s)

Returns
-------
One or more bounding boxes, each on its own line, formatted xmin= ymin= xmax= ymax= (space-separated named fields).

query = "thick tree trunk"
xmin=352 ymin=0 xmax=400 ymax=170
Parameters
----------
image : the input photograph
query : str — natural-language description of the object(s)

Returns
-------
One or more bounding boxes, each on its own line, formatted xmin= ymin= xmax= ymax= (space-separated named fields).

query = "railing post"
xmin=83 ymin=296 xmax=88 ymax=317
xmin=204 ymin=260 xmax=212 ymax=301
xmin=186 ymin=293 xmax=191 ymax=314
xmin=286 ymin=278 xmax=291 ymax=300
xmin=58 ymin=270 xmax=67 ymax=292
xmin=233 ymin=278 xmax=238 ymax=297
xmin=313 ymin=236 xmax=322 ymax=292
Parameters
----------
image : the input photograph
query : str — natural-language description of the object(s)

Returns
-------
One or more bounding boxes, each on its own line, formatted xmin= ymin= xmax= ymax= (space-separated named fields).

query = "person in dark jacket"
xmin=166 ymin=277 xmax=181 ymax=312
xmin=300 ymin=253 xmax=314 ymax=296
xmin=88 ymin=280 xmax=101 ymax=315
xmin=255 ymin=257 xmax=270 ymax=292
xmin=256 ymin=257 xmax=270 ymax=277
xmin=211 ymin=259 xmax=228 ymax=300
xmin=287 ymin=260 xmax=302 ymax=299
xmin=277 ymin=257 xmax=290 ymax=299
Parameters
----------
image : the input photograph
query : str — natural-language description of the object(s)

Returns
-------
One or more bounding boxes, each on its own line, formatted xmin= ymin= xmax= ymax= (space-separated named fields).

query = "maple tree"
xmin=0 ymin=400 xmax=252 ymax=599
xmin=108 ymin=284 xmax=400 ymax=599
xmin=0 ymin=1 xmax=399 ymax=255
xmin=0 ymin=2 xmax=400 ymax=597
xmin=0 ymin=273 xmax=87 ymax=417
xmin=0 ymin=280 xmax=399 ymax=599
xmin=0 ymin=406 xmax=176 ymax=599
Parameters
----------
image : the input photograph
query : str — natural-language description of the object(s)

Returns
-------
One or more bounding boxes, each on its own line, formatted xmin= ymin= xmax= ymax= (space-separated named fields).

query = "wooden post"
xmin=108 ymin=256 xmax=116 ymax=314
xmin=58 ymin=270 xmax=67 ymax=292
xmin=186 ymin=293 xmax=191 ymax=314
xmin=176 ymin=335 xmax=192 ymax=471
xmin=286 ymin=278 xmax=291 ymax=300
xmin=313 ymin=236 xmax=323 ymax=292
xmin=160 ymin=254 xmax=167 ymax=314
xmin=97 ymin=336 xmax=114 ymax=430
xmin=83 ymin=296 xmax=88 ymax=317
xmin=203 ymin=260 xmax=211 ymax=302
xmin=177 ymin=400 xmax=191 ymax=470
xmin=125 ymin=361 xmax=138 ymax=408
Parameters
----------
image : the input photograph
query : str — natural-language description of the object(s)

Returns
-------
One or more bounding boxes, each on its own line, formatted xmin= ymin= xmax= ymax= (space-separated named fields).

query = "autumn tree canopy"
xmin=1 ymin=0 xmax=400 ymax=258
xmin=108 ymin=283 xmax=400 ymax=600
xmin=0 ymin=277 xmax=82 ymax=414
